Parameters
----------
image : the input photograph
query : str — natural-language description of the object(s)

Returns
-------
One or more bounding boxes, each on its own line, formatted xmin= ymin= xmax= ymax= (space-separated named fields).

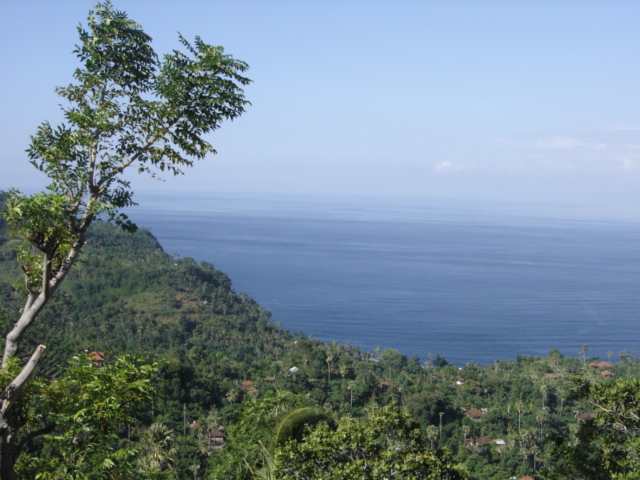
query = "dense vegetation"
xmin=1 ymin=198 xmax=639 ymax=479
xmin=3 ymin=3 xmax=638 ymax=478
xmin=4 ymin=3 xmax=636 ymax=478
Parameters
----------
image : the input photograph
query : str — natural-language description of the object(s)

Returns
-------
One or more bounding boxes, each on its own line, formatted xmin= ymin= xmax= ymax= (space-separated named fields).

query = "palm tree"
xmin=136 ymin=422 xmax=178 ymax=477
xmin=348 ymin=380 xmax=356 ymax=410
xmin=461 ymin=425 xmax=471 ymax=444
xmin=620 ymin=350 xmax=630 ymax=375
xmin=326 ymin=353 xmax=334 ymax=381
xmin=188 ymin=464 xmax=199 ymax=480
xmin=580 ymin=344 xmax=589 ymax=366
xmin=557 ymin=387 xmax=567 ymax=415
xmin=515 ymin=400 xmax=526 ymax=432
xmin=258 ymin=406 xmax=330 ymax=480
xmin=426 ymin=425 xmax=439 ymax=450
xmin=536 ymin=407 xmax=549 ymax=440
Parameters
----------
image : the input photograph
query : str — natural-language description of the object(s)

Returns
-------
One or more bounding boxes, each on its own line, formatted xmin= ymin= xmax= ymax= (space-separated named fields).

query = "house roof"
xmin=89 ymin=351 xmax=104 ymax=361
xmin=590 ymin=361 xmax=613 ymax=370
xmin=475 ymin=436 xmax=493 ymax=445
xmin=210 ymin=428 xmax=226 ymax=438
xmin=576 ymin=412 xmax=594 ymax=421
xmin=465 ymin=408 xmax=486 ymax=419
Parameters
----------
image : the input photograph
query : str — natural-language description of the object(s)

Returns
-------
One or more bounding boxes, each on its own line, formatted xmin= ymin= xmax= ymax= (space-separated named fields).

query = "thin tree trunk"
xmin=0 ymin=345 xmax=46 ymax=479
xmin=0 ymin=428 xmax=18 ymax=480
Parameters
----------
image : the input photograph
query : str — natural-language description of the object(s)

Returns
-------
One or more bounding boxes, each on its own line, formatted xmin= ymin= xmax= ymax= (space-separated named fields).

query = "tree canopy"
xmin=0 ymin=2 xmax=250 ymax=477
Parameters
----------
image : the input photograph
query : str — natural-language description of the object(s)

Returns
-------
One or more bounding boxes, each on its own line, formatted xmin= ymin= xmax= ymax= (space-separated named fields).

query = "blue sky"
xmin=1 ymin=1 xmax=639 ymax=218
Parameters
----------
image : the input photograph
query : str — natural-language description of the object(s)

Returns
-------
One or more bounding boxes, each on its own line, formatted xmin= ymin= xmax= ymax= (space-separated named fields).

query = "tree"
xmin=406 ymin=391 xmax=449 ymax=427
xmin=208 ymin=391 xmax=329 ymax=480
xmin=580 ymin=344 xmax=589 ymax=366
xmin=549 ymin=377 xmax=640 ymax=479
xmin=16 ymin=355 xmax=160 ymax=479
xmin=273 ymin=404 xmax=467 ymax=480
xmin=426 ymin=424 xmax=439 ymax=450
xmin=136 ymin=422 xmax=179 ymax=479
xmin=0 ymin=2 xmax=250 ymax=477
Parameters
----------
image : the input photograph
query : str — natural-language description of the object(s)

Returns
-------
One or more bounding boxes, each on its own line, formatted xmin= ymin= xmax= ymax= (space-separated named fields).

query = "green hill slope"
xmin=2 ymin=194 xmax=639 ymax=479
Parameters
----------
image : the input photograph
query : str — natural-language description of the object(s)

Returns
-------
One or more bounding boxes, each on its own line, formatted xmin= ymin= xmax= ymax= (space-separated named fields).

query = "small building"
xmin=474 ymin=436 xmax=493 ymax=446
xmin=465 ymin=436 xmax=493 ymax=447
xmin=88 ymin=351 xmax=105 ymax=367
xmin=589 ymin=361 xmax=613 ymax=370
xmin=575 ymin=412 xmax=594 ymax=422
xmin=209 ymin=427 xmax=226 ymax=450
xmin=465 ymin=408 xmax=486 ymax=421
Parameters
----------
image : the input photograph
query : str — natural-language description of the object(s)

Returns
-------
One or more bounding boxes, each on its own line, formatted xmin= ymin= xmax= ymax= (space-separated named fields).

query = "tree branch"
xmin=15 ymin=422 xmax=56 ymax=458
xmin=41 ymin=252 xmax=50 ymax=301
xmin=0 ymin=345 xmax=47 ymax=415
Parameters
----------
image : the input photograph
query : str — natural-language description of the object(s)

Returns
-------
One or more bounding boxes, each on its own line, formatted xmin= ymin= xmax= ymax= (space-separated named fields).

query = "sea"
xmin=126 ymin=192 xmax=640 ymax=367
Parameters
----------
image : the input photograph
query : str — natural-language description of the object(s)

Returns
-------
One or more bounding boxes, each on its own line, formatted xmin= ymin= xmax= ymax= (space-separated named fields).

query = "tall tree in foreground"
xmin=273 ymin=404 xmax=467 ymax=480
xmin=0 ymin=2 xmax=250 ymax=477
xmin=17 ymin=356 xmax=160 ymax=479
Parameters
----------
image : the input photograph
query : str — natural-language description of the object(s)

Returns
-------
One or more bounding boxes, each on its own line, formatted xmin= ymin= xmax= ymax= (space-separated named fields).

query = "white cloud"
xmin=433 ymin=160 xmax=463 ymax=172
xmin=536 ymin=136 xmax=582 ymax=149
xmin=620 ymin=158 xmax=634 ymax=170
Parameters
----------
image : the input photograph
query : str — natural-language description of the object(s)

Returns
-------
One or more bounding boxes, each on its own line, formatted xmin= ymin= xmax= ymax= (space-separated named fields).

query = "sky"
xmin=1 ymin=1 xmax=639 ymax=219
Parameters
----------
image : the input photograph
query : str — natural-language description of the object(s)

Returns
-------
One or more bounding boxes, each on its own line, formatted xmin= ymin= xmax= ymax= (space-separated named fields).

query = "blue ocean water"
xmin=126 ymin=192 xmax=640 ymax=366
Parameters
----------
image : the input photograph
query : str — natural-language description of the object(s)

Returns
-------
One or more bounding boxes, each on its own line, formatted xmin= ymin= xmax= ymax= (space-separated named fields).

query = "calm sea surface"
xmin=126 ymin=192 xmax=640 ymax=366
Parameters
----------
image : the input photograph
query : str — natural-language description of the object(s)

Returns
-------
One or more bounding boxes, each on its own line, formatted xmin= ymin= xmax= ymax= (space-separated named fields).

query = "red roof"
xmin=576 ymin=412 xmax=594 ymax=421
xmin=590 ymin=361 xmax=613 ymax=370
xmin=475 ymin=436 xmax=493 ymax=445
xmin=210 ymin=428 xmax=226 ymax=438
xmin=465 ymin=409 xmax=486 ymax=419
xmin=89 ymin=351 xmax=104 ymax=361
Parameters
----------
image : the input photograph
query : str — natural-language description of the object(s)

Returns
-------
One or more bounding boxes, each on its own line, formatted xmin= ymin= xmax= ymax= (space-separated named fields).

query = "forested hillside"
xmin=1 ymin=201 xmax=639 ymax=479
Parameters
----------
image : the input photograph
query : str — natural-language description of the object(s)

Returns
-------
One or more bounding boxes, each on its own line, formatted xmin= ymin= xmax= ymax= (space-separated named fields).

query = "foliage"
xmin=3 ymin=205 xmax=640 ymax=478
xmin=274 ymin=403 xmax=467 ymax=479
xmin=18 ymin=355 xmax=159 ymax=479
xmin=546 ymin=377 xmax=640 ymax=479
xmin=2 ymin=4 xmax=639 ymax=480
xmin=136 ymin=422 xmax=178 ymax=479
xmin=3 ymin=193 xmax=77 ymax=293
xmin=208 ymin=391 xmax=329 ymax=480
xmin=0 ymin=1 xmax=250 ymax=476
